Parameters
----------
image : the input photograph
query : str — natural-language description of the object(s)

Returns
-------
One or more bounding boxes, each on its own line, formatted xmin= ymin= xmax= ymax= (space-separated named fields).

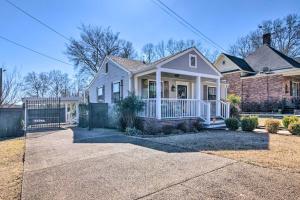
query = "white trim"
xmin=109 ymin=58 xmax=131 ymax=74
xmin=189 ymin=54 xmax=197 ymax=68
xmin=160 ymin=67 xmax=220 ymax=79
xmin=148 ymin=79 xmax=164 ymax=98
xmin=134 ymin=69 xmax=157 ymax=78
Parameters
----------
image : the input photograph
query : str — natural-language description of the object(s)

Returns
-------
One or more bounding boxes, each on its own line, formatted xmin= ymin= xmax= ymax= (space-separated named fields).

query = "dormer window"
xmin=189 ymin=54 xmax=197 ymax=68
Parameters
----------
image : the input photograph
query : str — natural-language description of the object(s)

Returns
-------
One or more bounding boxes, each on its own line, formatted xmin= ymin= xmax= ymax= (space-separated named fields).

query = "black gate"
xmin=25 ymin=98 xmax=63 ymax=131
xmin=88 ymin=103 xmax=108 ymax=129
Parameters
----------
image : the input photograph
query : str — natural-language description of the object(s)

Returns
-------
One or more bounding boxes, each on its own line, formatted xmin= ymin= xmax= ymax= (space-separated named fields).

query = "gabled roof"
xmin=108 ymin=56 xmax=147 ymax=73
xmin=268 ymin=46 xmax=300 ymax=68
xmin=245 ymin=45 xmax=300 ymax=72
xmin=222 ymin=53 xmax=254 ymax=72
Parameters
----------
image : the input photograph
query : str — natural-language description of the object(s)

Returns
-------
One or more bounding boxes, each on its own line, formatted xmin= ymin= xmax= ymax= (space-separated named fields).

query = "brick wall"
xmin=222 ymin=72 xmax=242 ymax=96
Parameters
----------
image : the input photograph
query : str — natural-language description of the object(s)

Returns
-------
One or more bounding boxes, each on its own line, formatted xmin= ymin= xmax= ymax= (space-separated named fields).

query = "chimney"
xmin=263 ymin=33 xmax=271 ymax=46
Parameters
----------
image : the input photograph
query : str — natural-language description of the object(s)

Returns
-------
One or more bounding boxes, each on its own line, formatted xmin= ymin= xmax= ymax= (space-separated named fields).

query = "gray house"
xmin=88 ymin=47 xmax=230 ymax=125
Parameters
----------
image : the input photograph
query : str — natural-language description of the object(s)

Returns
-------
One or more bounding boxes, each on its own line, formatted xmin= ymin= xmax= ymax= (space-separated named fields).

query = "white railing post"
xmin=216 ymin=78 xmax=221 ymax=117
xmin=207 ymin=102 xmax=211 ymax=125
xmin=226 ymin=102 xmax=230 ymax=118
xmin=196 ymin=76 xmax=201 ymax=117
xmin=156 ymin=70 xmax=161 ymax=119
xmin=24 ymin=100 xmax=27 ymax=131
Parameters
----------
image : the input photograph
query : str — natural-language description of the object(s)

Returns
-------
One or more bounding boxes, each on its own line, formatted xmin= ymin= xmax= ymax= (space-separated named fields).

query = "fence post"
xmin=24 ymin=101 xmax=27 ymax=131
xmin=88 ymin=103 xmax=92 ymax=130
xmin=226 ymin=103 xmax=230 ymax=118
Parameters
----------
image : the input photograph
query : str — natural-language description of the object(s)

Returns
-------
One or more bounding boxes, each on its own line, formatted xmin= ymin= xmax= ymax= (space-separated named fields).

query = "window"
xmin=105 ymin=63 xmax=108 ymax=73
xmin=222 ymin=60 xmax=226 ymax=65
xmin=112 ymin=81 xmax=122 ymax=103
xmin=148 ymin=81 xmax=163 ymax=98
xmin=292 ymin=82 xmax=300 ymax=97
xmin=208 ymin=87 xmax=216 ymax=100
xmin=97 ymin=86 xmax=105 ymax=102
xmin=189 ymin=54 xmax=197 ymax=68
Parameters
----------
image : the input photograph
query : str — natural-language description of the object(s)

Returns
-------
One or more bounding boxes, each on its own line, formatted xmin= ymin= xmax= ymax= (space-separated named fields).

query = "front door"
xmin=177 ymin=85 xmax=188 ymax=99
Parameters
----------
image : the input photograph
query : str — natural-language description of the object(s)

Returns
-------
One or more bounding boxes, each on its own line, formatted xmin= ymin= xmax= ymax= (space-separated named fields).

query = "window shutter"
xmin=103 ymin=86 xmax=105 ymax=101
xmin=111 ymin=82 xmax=114 ymax=103
xmin=290 ymin=81 xmax=293 ymax=96
xmin=120 ymin=80 xmax=123 ymax=99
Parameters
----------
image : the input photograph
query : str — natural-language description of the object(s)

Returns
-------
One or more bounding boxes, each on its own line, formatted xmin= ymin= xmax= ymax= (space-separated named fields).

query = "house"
xmin=88 ymin=47 xmax=230 ymax=126
xmin=214 ymin=33 xmax=300 ymax=113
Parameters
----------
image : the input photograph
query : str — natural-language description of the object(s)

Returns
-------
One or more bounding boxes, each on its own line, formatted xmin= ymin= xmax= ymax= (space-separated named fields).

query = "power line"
xmin=0 ymin=35 xmax=73 ymax=66
xmin=4 ymin=0 xmax=70 ymax=41
xmin=152 ymin=0 xmax=227 ymax=52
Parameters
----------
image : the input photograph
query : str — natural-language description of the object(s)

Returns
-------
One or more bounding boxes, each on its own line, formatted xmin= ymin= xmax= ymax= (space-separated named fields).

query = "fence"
xmin=78 ymin=103 xmax=109 ymax=129
xmin=0 ymin=108 xmax=24 ymax=138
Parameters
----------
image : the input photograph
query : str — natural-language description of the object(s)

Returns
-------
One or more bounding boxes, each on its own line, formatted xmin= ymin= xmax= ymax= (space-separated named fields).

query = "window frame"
xmin=207 ymin=86 xmax=217 ymax=100
xmin=189 ymin=54 xmax=197 ymax=68
xmin=292 ymin=81 xmax=300 ymax=97
xmin=97 ymin=86 xmax=105 ymax=102
xmin=148 ymin=80 xmax=164 ymax=99
xmin=112 ymin=81 xmax=121 ymax=103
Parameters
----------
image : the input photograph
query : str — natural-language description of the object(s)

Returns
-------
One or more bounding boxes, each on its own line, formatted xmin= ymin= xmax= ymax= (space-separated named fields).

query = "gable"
xmin=214 ymin=54 xmax=241 ymax=73
xmin=161 ymin=49 xmax=220 ymax=76
xmin=245 ymin=45 xmax=294 ymax=72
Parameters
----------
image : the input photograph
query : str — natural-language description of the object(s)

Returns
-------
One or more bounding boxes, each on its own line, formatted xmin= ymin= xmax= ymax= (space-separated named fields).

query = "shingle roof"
xmin=268 ymin=46 xmax=300 ymax=68
xmin=223 ymin=53 xmax=254 ymax=72
xmin=108 ymin=56 xmax=147 ymax=73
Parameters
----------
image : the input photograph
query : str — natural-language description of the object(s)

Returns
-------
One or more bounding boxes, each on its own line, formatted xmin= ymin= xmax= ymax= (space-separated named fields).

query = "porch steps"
xmin=205 ymin=119 xmax=226 ymax=129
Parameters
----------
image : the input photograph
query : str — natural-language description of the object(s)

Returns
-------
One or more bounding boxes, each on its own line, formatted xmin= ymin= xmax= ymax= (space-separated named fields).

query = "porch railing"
xmin=139 ymin=99 xmax=230 ymax=124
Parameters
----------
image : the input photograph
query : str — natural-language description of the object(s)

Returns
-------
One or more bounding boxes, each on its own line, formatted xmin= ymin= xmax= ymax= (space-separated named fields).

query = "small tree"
xmin=227 ymin=94 xmax=241 ymax=118
xmin=115 ymin=93 xmax=144 ymax=131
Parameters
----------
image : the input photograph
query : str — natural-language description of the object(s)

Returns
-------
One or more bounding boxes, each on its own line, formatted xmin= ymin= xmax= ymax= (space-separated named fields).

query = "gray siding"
xmin=161 ymin=50 xmax=219 ymax=76
xmin=88 ymin=60 xmax=130 ymax=104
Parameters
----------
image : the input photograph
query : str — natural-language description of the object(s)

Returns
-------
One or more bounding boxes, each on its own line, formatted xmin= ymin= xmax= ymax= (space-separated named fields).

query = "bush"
xmin=288 ymin=123 xmax=300 ymax=135
xmin=143 ymin=120 xmax=161 ymax=135
xmin=225 ymin=118 xmax=239 ymax=131
xmin=177 ymin=122 xmax=189 ymax=133
xmin=241 ymin=116 xmax=257 ymax=131
xmin=115 ymin=93 xmax=145 ymax=131
xmin=282 ymin=116 xmax=299 ymax=129
xmin=227 ymin=94 xmax=241 ymax=118
xmin=161 ymin=125 xmax=175 ymax=135
xmin=133 ymin=117 xmax=144 ymax=132
xmin=125 ymin=127 xmax=142 ymax=135
xmin=192 ymin=119 xmax=203 ymax=132
xmin=265 ymin=119 xmax=280 ymax=134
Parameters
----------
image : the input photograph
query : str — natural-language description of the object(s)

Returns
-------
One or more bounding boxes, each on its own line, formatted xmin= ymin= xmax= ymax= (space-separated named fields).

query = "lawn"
xmin=147 ymin=130 xmax=300 ymax=173
xmin=208 ymin=133 xmax=300 ymax=173
xmin=0 ymin=137 xmax=25 ymax=200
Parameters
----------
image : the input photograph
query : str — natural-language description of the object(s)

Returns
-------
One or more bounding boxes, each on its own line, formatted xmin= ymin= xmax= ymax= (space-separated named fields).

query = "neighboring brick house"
xmin=214 ymin=34 xmax=300 ymax=113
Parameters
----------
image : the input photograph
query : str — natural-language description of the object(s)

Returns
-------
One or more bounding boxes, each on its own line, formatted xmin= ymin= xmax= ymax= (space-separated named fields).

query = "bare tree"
xmin=49 ymin=70 xmax=71 ymax=97
xmin=142 ymin=43 xmax=156 ymax=63
xmin=142 ymin=39 xmax=218 ymax=62
xmin=229 ymin=14 xmax=300 ymax=58
xmin=0 ymin=67 xmax=22 ymax=107
xmin=24 ymin=72 xmax=43 ymax=97
xmin=39 ymin=72 xmax=50 ymax=97
xmin=66 ymin=25 xmax=136 ymax=77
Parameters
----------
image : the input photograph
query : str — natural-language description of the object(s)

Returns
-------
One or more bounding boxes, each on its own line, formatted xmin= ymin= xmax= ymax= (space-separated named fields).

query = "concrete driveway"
xmin=22 ymin=128 xmax=300 ymax=200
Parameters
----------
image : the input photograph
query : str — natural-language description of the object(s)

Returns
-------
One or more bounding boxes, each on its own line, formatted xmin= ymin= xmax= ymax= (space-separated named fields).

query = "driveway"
xmin=22 ymin=128 xmax=300 ymax=200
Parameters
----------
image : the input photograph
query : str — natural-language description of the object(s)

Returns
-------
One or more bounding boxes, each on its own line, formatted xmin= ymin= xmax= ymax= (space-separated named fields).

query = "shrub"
xmin=288 ymin=123 xmax=300 ymax=135
xmin=143 ymin=120 xmax=161 ymax=135
xmin=125 ymin=127 xmax=142 ymax=136
xmin=192 ymin=119 xmax=203 ymax=132
xmin=177 ymin=122 xmax=189 ymax=133
xmin=227 ymin=94 xmax=241 ymax=118
xmin=161 ymin=125 xmax=175 ymax=135
xmin=225 ymin=118 xmax=239 ymax=131
xmin=133 ymin=117 xmax=144 ymax=132
xmin=241 ymin=116 xmax=257 ymax=131
xmin=115 ymin=93 xmax=145 ymax=131
xmin=282 ymin=116 xmax=299 ymax=129
xmin=265 ymin=119 xmax=280 ymax=134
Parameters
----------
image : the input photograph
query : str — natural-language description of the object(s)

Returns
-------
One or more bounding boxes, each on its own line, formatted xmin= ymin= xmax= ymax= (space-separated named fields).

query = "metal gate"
xmin=24 ymin=98 xmax=63 ymax=131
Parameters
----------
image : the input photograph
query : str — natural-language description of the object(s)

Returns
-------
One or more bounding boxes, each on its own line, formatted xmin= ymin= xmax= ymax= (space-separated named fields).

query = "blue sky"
xmin=0 ymin=0 xmax=299 ymax=78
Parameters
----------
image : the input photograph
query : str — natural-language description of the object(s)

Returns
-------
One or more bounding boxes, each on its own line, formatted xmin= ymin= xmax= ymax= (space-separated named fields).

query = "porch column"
xmin=216 ymin=78 xmax=221 ymax=116
xmin=75 ymin=103 xmax=79 ymax=124
xmin=195 ymin=76 xmax=201 ymax=117
xmin=156 ymin=70 xmax=161 ymax=119
xmin=134 ymin=76 xmax=138 ymax=96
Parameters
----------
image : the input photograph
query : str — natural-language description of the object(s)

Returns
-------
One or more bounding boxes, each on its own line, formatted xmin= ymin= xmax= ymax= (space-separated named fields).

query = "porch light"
xmin=171 ymin=85 xmax=176 ymax=92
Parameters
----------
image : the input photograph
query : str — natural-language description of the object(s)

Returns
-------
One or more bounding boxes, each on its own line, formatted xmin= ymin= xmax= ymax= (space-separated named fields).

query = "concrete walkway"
xmin=22 ymin=128 xmax=300 ymax=200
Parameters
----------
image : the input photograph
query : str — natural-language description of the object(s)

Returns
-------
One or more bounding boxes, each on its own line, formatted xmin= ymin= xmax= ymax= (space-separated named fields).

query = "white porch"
xmin=134 ymin=69 xmax=230 ymax=125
